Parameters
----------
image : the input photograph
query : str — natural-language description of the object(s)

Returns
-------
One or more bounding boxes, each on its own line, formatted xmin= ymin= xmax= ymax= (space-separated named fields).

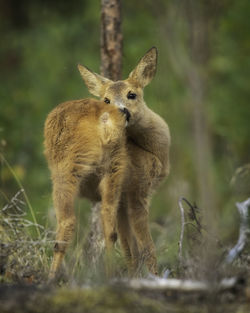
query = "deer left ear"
xmin=128 ymin=47 xmax=158 ymax=88
xmin=78 ymin=64 xmax=112 ymax=97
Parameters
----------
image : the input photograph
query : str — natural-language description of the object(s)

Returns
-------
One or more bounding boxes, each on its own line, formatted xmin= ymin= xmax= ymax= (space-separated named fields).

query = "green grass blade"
xmin=0 ymin=153 xmax=41 ymax=238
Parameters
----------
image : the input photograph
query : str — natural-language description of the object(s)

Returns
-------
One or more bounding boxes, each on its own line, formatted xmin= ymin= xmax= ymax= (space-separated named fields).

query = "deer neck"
xmin=127 ymin=106 xmax=170 ymax=168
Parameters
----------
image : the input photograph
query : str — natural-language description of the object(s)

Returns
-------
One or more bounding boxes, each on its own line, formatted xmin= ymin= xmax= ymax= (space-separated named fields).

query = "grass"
xmin=0 ymin=153 xmax=53 ymax=283
xmin=0 ymin=188 xmax=54 ymax=283
xmin=0 ymin=153 xmax=41 ymax=238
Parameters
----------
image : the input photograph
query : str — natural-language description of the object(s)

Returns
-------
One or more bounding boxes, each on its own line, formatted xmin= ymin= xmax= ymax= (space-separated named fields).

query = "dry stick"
xmin=178 ymin=197 xmax=186 ymax=263
xmin=120 ymin=276 xmax=238 ymax=292
xmin=178 ymin=197 xmax=202 ymax=262
xmin=226 ymin=198 xmax=250 ymax=264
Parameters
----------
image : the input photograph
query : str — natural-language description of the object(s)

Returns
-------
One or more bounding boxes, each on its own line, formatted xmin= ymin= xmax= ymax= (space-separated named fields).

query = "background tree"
xmin=100 ymin=0 xmax=123 ymax=80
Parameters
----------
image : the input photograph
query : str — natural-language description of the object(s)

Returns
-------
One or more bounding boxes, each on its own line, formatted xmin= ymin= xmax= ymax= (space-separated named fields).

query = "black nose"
xmin=119 ymin=107 xmax=131 ymax=122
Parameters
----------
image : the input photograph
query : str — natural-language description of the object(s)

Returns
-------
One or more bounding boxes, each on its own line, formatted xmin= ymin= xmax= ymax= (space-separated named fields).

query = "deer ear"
xmin=78 ymin=64 xmax=111 ymax=97
xmin=128 ymin=47 xmax=158 ymax=88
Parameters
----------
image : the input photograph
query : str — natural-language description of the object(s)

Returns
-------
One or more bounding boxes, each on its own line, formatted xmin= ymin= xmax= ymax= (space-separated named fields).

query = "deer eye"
xmin=127 ymin=92 xmax=137 ymax=100
xmin=104 ymin=97 xmax=110 ymax=104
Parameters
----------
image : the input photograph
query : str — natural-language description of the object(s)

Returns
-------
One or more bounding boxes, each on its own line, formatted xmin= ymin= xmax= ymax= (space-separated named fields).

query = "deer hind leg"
xmin=48 ymin=153 xmax=96 ymax=280
xmin=49 ymin=177 xmax=78 ymax=280
xmin=128 ymin=197 xmax=158 ymax=276
xmin=117 ymin=196 xmax=139 ymax=276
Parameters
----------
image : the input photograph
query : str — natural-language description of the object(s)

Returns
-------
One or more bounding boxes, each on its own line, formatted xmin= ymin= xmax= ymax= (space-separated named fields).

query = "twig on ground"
xmin=120 ymin=276 xmax=239 ymax=292
xmin=226 ymin=198 xmax=250 ymax=264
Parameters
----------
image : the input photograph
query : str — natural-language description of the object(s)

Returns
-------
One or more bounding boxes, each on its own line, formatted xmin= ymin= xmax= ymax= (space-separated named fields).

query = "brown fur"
xmin=44 ymin=99 xmax=128 ymax=278
xmin=45 ymin=47 xmax=170 ymax=279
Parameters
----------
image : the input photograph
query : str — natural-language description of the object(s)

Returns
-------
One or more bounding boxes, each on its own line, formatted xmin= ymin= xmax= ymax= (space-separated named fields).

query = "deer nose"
xmin=119 ymin=107 xmax=131 ymax=122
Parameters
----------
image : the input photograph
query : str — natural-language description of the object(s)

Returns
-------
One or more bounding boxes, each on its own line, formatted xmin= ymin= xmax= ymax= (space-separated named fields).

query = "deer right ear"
xmin=78 ymin=64 xmax=111 ymax=97
xmin=128 ymin=47 xmax=158 ymax=88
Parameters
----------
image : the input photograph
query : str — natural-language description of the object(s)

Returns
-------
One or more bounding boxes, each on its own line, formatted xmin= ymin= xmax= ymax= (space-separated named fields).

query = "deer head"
xmin=78 ymin=47 xmax=158 ymax=125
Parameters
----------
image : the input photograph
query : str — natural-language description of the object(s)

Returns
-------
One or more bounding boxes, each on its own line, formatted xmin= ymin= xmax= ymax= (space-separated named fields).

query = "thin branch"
xmin=178 ymin=197 xmax=185 ymax=262
xmin=182 ymin=197 xmax=202 ymax=232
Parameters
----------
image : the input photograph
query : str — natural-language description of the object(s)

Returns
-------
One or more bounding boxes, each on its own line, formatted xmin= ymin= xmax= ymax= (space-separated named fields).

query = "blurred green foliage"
xmin=0 ymin=0 xmax=250 ymax=262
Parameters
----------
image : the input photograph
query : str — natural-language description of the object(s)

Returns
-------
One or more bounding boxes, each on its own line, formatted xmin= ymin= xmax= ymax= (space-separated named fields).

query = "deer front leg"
xmin=100 ymin=175 xmax=120 ymax=248
xmin=49 ymin=180 xmax=77 ymax=280
xmin=99 ymin=164 xmax=126 ymax=276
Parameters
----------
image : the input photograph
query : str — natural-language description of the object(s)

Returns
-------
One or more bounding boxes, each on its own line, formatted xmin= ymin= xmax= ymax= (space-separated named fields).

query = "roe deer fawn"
xmin=44 ymin=99 xmax=130 ymax=279
xmin=45 ymin=47 xmax=170 ymax=279
xmin=77 ymin=47 xmax=170 ymax=275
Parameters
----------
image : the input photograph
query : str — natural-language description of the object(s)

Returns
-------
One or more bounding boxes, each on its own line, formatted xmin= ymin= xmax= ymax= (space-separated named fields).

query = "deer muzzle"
xmin=119 ymin=107 xmax=131 ymax=123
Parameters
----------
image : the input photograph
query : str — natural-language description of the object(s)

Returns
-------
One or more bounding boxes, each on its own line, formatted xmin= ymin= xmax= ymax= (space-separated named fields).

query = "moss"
xmin=0 ymin=285 xmax=165 ymax=313
xmin=47 ymin=287 xmax=165 ymax=313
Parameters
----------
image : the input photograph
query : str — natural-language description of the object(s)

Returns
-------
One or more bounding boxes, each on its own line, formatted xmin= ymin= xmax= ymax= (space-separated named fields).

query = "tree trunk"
xmin=85 ymin=0 xmax=123 ymax=267
xmin=100 ymin=0 xmax=123 ymax=80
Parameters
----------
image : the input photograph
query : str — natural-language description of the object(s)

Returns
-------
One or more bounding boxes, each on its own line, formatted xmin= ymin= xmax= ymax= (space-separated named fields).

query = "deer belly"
xmin=79 ymin=173 xmax=102 ymax=202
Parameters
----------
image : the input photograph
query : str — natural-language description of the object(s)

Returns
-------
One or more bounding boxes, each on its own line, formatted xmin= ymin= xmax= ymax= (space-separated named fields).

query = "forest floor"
xmin=1 ymin=278 xmax=250 ymax=313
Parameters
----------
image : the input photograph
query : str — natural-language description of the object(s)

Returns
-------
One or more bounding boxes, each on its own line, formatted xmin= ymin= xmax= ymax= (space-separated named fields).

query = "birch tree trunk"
xmin=85 ymin=0 xmax=123 ymax=267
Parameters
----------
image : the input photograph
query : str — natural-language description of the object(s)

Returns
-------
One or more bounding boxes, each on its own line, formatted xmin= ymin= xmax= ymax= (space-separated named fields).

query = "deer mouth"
xmin=119 ymin=107 xmax=131 ymax=123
